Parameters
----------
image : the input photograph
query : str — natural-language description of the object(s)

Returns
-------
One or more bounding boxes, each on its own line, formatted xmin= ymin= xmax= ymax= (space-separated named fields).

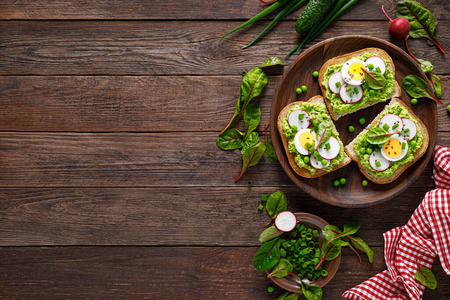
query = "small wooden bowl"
xmin=269 ymin=213 xmax=341 ymax=293
xmin=270 ymin=36 xmax=437 ymax=207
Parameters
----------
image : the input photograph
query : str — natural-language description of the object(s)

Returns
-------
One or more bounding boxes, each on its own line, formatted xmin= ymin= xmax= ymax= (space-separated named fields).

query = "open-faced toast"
xmin=344 ymin=98 xmax=429 ymax=184
xmin=319 ymin=48 xmax=401 ymax=121
xmin=277 ymin=95 xmax=351 ymax=178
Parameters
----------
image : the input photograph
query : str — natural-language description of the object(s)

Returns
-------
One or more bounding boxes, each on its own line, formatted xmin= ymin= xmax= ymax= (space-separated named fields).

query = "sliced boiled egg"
xmin=400 ymin=118 xmax=417 ymax=141
xmin=341 ymin=58 xmax=367 ymax=86
xmin=365 ymin=56 xmax=386 ymax=74
xmin=288 ymin=109 xmax=310 ymax=131
xmin=294 ymin=129 xmax=317 ymax=155
xmin=369 ymin=150 xmax=390 ymax=171
xmin=381 ymin=134 xmax=408 ymax=162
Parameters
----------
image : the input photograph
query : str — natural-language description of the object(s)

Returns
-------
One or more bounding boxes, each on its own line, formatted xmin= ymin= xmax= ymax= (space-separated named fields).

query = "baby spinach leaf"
xmin=220 ymin=67 xmax=268 ymax=134
xmin=366 ymin=127 xmax=396 ymax=145
xmin=429 ymin=73 xmax=441 ymax=98
xmin=396 ymin=0 xmax=444 ymax=53
xmin=259 ymin=57 xmax=284 ymax=69
xmin=265 ymin=130 xmax=278 ymax=162
xmin=241 ymin=132 xmax=259 ymax=155
xmin=362 ymin=68 xmax=386 ymax=90
xmin=266 ymin=190 xmax=288 ymax=220
xmin=235 ymin=142 xmax=266 ymax=182
xmin=267 ymin=258 xmax=293 ymax=278
xmin=216 ymin=128 xmax=244 ymax=150
xmin=350 ymin=237 xmax=374 ymax=263
xmin=315 ymin=121 xmax=332 ymax=149
xmin=253 ymin=237 xmax=282 ymax=271
xmin=300 ymin=280 xmax=323 ymax=300
xmin=418 ymin=59 xmax=433 ymax=73
xmin=415 ymin=266 xmax=437 ymax=290
xmin=259 ymin=226 xmax=284 ymax=243
xmin=243 ymin=103 xmax=261 ymax=139
xmin=402 ymin=75 xmax=442 ymax=105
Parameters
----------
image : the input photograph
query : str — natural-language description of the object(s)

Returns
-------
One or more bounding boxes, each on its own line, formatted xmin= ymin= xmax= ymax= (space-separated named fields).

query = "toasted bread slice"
xmin=319 ymin=48 xmax=401 ymax=121
xmin=344 ymin=98 xmax=429 ymax=184
xmin=277 ymin=95 xmax=351 ymax=178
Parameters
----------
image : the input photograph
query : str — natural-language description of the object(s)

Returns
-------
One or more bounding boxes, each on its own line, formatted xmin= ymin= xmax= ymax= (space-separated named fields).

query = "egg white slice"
xmin=310 ymin=155 xmax=330 ymax=169
xmin=381 ymin=134 xmax=408 ymax=162
xmin=379 ymin=114 xmax=403 ymax=134
xmin=365 ymin=56 xmax=386 ymax=74
xmin=341 ymin=58 xmax=367 ymax=86
xmin=288 ymin=109 xmax=310 ymax=131
xmin=400 ymin=118 xmax=417 ymax=141
xmin=317 ymin=136 xmax=340 ymax=160
xmin=294 ymin=129 xmax=317 ymax=155
xmin=369 ymin=150 xmax=391 ymax=171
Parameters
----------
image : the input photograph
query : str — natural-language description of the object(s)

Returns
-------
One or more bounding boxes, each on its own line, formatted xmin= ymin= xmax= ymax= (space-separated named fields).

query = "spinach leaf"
xmin=266 ymin=190 xmax=288 ymax=220
xmin=363 ymin=68 xmax=386 ymax=90
xmin=259 ymin=226 xmax=284 ymax=243
xmin=396 ymin=0 xmax=444 ymax=53
xmin=315 ymin=121 xmax=332 ymax=149
xmin=259 ymin=57 xmax=285 ymax=69
xmin=235 ymin=142 xmax=266 ymax=182
xmin=429 ymin=73 xmax=441 ymax=98
xmin=267 ymin=258 xmax=293 ymax=278
xmin=300 ymin=280 xmax=323 ymax=300
xmin=216 ymin=128 xmax=244 ymax=150
xmin=253 ymin=237 xmax=282 ymax=271
xmin=243 ymin=102 xmax=261 ymax=139
xmin=414 ymin=266 xmax=437 ymax=290
xmin=220 ymin=67 xmax=268 ymax=134
xmin=241 ymin=131 xmax=259 ymax=155
xmin=418 ymin=59 xmax=433 ymax=73
xmin=350 ymin=237 xmax=374 ymax=263
xmin=402 ymin=75 xmax=442 ymax=105
xmin=264 ymin=130 xmax=278 ymax=162
xmin=366 ymin=127 xmax=397 ymax=145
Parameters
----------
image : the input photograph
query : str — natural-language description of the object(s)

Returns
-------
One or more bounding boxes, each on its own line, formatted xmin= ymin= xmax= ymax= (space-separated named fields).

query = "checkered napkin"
xmin=342 ymin=145 xmax=450 ymax=300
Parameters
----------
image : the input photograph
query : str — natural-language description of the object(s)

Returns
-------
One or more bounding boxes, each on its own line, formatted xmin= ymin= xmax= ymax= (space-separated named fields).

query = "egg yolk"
xmin=299 ymin=131 xmax=315 ymax=149
xmin=383 ymin=139 xmax=402 ymax=159
xmin=348 ymin=62 xmax=365 ymax=81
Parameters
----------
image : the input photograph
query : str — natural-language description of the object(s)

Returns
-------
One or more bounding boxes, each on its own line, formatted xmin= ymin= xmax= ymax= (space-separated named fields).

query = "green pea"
xmin=411 ymin=98 xmax=418 ymax=105
xmin=359 ymin=118 xmax=366 ymax=125
xmin=368 ymin=63 xmax=374 ymax=70
xmin=359 ymin=148 xmax=366 ymax=155
xmin=362 ymin=180 xmax=368 ymax=187
xmin=296 ymin=88 xmax=302 ymax=94
xmin=366 ymin=148 xmax=373 ymax=154
xmin=348 ymin=125 xmax=355 ymax=133
xmin=267 ymin=286 xmax=274 ymax=293
xmin=333 ymin=180 xmax=340 ymax=187
xmin=312 ymin=119 xmax=319 ymax=127
xmin=301 ymin=85 xmax=307 ymax=92
xmin=313 ymin=71 xmax=319 ymax=78
xmin=321 ymin=159 xmax=327 ymax=166
xmin=303 ymin=156 xmax=310 ymax=164
xmin=369 ymin=90 xmax=375 ymax=96
xmin=410 ymin=140 xmax=417 ymax=148
xmin=339 ymin=178 xmax=346 ymax=185
xmin=291 ymin=125 xmax=298 ymax=132
xmin=447 ymin=105 xmax=450 ymax=112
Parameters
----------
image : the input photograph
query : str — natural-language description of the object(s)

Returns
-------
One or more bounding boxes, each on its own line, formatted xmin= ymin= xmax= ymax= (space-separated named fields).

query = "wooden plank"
xmin=0 ymin=21 xmax=448 ymax=76
xmin=1 ymin=0 xmax=448 ymax=20
xmin=0 ymin=246 xmax=448 ymax=299
xmin=0 ymin=76 xmax=448 ymax=132
xmin=0 ymin=186 xmax=436 ymax=246
xmin=0 ymin=132 xmax=444 ymax=188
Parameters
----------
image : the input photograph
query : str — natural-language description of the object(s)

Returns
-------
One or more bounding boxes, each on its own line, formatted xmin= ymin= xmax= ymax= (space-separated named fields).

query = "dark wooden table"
xmin=0 ymin=1 xmax=448 ymax=299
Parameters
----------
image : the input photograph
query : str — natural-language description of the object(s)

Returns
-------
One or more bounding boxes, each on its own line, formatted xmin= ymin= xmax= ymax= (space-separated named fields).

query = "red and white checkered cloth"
xmin=343 ymin=145 xmax=450 ymax=300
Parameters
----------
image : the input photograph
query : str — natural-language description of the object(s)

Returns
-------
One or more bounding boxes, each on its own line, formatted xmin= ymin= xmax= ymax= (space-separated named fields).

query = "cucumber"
xmin=295 ymin=0 xmax=337 ymax=33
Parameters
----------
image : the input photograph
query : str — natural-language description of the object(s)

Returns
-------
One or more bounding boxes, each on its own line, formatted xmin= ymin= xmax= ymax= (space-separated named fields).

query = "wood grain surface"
xmin=0 ymin=0 xmax=448 ymax=299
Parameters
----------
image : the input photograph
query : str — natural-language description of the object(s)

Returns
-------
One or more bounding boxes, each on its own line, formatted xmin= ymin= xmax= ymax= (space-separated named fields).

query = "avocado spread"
xmin=353 ymin=102 xmax=423 ymax=177
xmin=282 ymin=102 xmax=346 ymax=175
xmin=322 ymin=52 xmax=395 ymax=114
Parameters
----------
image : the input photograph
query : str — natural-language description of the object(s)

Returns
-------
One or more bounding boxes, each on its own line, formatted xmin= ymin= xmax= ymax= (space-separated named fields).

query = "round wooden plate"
xmin=270 ymin=36 xmax=437 ymax=208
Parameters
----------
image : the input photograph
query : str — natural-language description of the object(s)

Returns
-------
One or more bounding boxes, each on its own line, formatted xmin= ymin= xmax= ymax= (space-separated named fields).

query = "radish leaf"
xmin=259 ymin=226 xmax=284 ymax=243
xmin=253 ymin=237 xmax=282 ymax=271
xmin=315 ymin=121 xmax=332 ymax=149
xmin=429 ymin=73 xmax=441 ymax=98
xmin=350 ymin=237 xmax=374 ymax=263
xmin=216 ymin=128 xmax=244 ymax=150
xmin=362 ymin=68 xmax=386 ymax=90
xmin=415 ymin=266 xmax=437 ymax=289
xmin=266 ymin=190 xmax=288 ymax=219
xmin=267 ymin=258 xmax=293 ymax=278
xmin=402 ymin=75 xmax=442 ymax=105
xmin=241 ymin=131 xmax=259 ymax=155
xmin=418 ymin=59 xmax=433 ymax=73
xmin=235 ymin=142 xmax=266 ymax=182
xmin=259 ymin=57 xmax=285 ymax=69
xmin=300 ymin=280 xmax=323 ymax=300
xmin=243 ymin=103 xmax=261 ymax=139
xmin=366 ymin=127 xmax=396 ymax=145
xmin=264 ymin=130 xmax=278 ymax=162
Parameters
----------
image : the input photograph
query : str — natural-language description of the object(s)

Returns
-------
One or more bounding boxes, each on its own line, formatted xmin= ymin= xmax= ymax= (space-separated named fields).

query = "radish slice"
xmin=379 ymin=114 xmax=403 ymax=134
xmin=365 ymin=56 xmax=386 ymax=74
xmin=288 ymin=109 xmax=310 ymax=130
xmin=400 ymin=118 xmax=417 ymax=141
xmin=275 ymin=211 xmax=297 ymax=232
xmin=328 ymin=72 xmax=345 ymax=94
xmin=317 ymin=136 xmax=340 ymax=160
xmin=339 ymin=84 xmax=363 ymax=104
xmin=369 ymin=150 xmax=390 ymax=171
xmin=310 ymin=155 xmax=330 ymax=169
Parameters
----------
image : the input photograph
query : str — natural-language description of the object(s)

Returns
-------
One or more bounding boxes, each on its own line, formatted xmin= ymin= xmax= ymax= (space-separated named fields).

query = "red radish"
xmin=365 ymin=56 xmax=386 ymax=74
xmin=379 ymin=114 xmax=403 ymax=134
xmin=259 ymin=0 xmax=277 ymax=4
xmin=317 ymin=136 xmax=340 ymax=160
xmin=369 ymin=151 xmax=390 ymax=172
xmin=310 ymin=155 xmax=330 ymax=169
xmin=275 ymin=211 xmax=297 ymax=232
xmin=381 ymin=6 xmax=411 ymax=40
xmin=328 ymin=72 xmax=345 ymax=94
xmin=339 ymin=84 xmax=363 ymax=104
xmin=400 ymin=118 xmax=417 ymax=141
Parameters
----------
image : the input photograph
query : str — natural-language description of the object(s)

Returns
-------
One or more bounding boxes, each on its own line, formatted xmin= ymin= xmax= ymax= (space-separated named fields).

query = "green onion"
xmin=261 ymin=194 xmax=268 ymax=202
xmin=392 ymin=123 xmax=399 ymax=130
xmin=325 ymin=142 xmax=331 ymax=151
xmin=299 ymin=113 xmax=304 ymax=120
xmin=353 ymin=87 xmax=359 ymax=94
xmin=376 ymin=67 xmax=381 ymax=73
xmin=335 ymin=81 xmax=341 ymax=88
xmin=402 ymin=142 xmax=406 ymax=149
xmin=383 ymin=124 xmax=390 ymax=131
xmin=258 ymin=204 xmax=264 ymax=210
xmin=376 ymin=161 xmax=381 ymax=168
xmin=346 ymin=86 xmax=352 ymax=92
xmin=403 ymin=128 xmax=410 ymax=133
